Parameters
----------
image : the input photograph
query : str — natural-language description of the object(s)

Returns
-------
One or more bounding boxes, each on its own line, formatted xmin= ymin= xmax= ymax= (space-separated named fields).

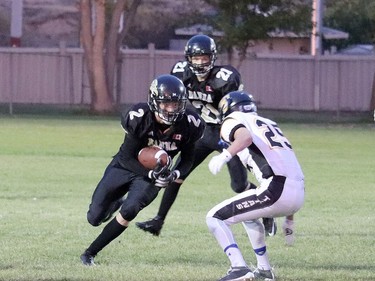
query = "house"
xmin=169 ymin=24 xmax=224 ymax=51
xmin=337 ymin=44 xmax=374 ymax=56
xmin=170 ymin=24 xmax=349 ymax=56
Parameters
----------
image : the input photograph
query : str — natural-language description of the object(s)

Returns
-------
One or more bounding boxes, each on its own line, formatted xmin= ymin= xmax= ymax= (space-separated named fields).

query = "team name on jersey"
xmin=148 ymin=139 xmax=178 ymax=151
xmin=188 ymin=90 xmax=213 ymax=102
xmin=235 ymin=195 xmax=271 ymax=210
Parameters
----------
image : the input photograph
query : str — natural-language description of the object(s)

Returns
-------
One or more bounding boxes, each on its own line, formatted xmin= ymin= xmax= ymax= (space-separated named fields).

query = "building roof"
xmin=268 ymin=27 xmax=349 ymax=40
xmin=175 ymin=24 xmax=349 ymax=40
xmin=174 ymin=24 xmax=224 ymax=37
xmin=337 ymin=44 xmax=374 ymax=55
xmin=321 ymin=27 xmax=349 ymax=40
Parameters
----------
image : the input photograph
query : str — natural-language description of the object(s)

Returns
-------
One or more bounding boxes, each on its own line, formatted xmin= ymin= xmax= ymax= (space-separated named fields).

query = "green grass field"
xmin=0 ymin=115 xmax=374 ymax=281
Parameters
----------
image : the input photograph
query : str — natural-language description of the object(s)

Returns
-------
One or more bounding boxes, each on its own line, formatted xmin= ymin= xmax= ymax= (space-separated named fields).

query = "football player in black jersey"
xmin=136 ymin=34 xmax=276 ymax=237
xmin=80 ymin=75 xmax=205 ymax=266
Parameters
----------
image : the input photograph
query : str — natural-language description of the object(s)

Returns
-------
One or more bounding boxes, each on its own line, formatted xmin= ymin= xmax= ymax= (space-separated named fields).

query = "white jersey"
xmin=220 ymin=111 xmax=304 ymax=181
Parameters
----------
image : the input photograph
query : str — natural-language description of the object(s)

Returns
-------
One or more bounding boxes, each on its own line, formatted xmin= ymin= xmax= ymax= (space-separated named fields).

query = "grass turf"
xmin=0 ymin=115 xmax=374 ymax=281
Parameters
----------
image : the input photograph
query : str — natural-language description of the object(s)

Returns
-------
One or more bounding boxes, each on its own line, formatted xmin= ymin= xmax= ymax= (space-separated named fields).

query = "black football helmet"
xmin=218 ymin=91 xmax=257 ymax=121
xmin=184 ymin=34 xmax=217 ymax=76
xmin=148 ymin=74 xmax=187 ymax=125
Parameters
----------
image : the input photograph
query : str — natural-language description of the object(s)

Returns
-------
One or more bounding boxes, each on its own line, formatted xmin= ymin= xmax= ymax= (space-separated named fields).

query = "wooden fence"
xmin=1 ymin=45 xmax=374 ymax=113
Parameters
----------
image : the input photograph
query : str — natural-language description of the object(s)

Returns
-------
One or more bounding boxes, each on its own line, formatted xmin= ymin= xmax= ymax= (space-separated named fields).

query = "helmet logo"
xmin=150 ymin=79 xmax=158 ymax=96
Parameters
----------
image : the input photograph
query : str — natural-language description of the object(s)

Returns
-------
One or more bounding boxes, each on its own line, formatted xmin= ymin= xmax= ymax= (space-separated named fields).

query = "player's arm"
xmin=225 ymin=126 xmax=252 ymax=156
xmin=117 ymin=133 xmax=150 ymax=177
xmin=174 ymin=112 xmax=205 ymax=181
xmin=208 ymin=118 xmax=252 ymax=175
xmin=174 ymin=142 xmax=196 ymax=181
xmin=117 ymin=104 xmax=152 ymax=177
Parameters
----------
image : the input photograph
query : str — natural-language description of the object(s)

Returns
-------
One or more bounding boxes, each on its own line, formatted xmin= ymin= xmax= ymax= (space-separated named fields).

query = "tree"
xmin=324 ymin=0 xmax=375 ymax=116
xmin=80 ymin=0 xmax=142 ymax=114
xmin=324 ymin=0 xmax=375 ymax=48
xmin=0 ymin=12 xmax=10 ymax=47
xmin=202 ymin=0 xmax=311 ymax=63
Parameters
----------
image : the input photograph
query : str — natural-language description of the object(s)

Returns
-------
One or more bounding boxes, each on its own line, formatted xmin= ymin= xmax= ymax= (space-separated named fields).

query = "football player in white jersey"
xmin=207 ymin=91 xmax=305 ymax=281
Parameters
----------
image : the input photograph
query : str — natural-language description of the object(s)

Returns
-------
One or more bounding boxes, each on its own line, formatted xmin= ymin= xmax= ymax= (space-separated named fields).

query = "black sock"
xmin=157 ymin=182 xmax=182 ymax=220
xmin=86 ymin=217 xmax=127 ymax=256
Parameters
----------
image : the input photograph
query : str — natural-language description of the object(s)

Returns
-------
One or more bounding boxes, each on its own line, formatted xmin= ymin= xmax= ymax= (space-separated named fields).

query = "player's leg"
xmin=226 ymin=156 xmax=277 ymax=237
xmin=225 ymin=155 xmax=252 ymax=193
xmin=206 ymin=216 xmax=253 ymax=280
xmin=136 ymin=139 xmax=213 ymax=236
xmin=242 ymin=220 xmax=275 ymax=280
xmin=81 ymin=178 xmax=160 ymax=265
xmin=206 ymin=178 xmax=288 ymax=280
xmin=86 ymin=160 xmax=129 ymax=227
xmin=81 ymin=164 xmax=131 ymax=265
xmin=205 ymin=191 xmax=263 ymax=279
xmin=81 ymin=212 xmax=128 ymax=266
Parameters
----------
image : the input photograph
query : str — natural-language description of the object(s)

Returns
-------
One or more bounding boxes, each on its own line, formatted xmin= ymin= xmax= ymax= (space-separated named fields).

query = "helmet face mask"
xmin=184 ymin=35 xmax=217 ymax=77
xmin=219 ymin=91 xmax=257 ymax=121
xmin=154 ymin=100 xmax=186 ymax=125
xmin=190 ymin=55 xmax=212 ymax=76
xmin=148 ymin=75 xmax=187 ymax=125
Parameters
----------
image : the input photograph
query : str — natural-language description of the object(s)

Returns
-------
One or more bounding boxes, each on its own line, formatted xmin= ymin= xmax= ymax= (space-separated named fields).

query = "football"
xmin=138 ymin=146 xmax=169 ymax=169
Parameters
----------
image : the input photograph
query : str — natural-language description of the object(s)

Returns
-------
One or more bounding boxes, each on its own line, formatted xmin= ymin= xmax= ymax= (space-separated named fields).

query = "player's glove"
xmin=208 ymin=149 xmax=232 ymax=175
xmin=164 ymin=169 xmax=180 ymax=183
xmin=166 ymin=155 xmax=173 ymax=169
xmin=153 ymin=169 xmax=180 ymax=188
xmin=148 ymin=158 xmax=169 ymax=182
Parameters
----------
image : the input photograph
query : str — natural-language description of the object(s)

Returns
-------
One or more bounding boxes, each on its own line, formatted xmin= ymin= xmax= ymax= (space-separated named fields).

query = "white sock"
xmin=206 ymin=217 xmax=247 ymax=267
xmin=224 ymin=244 xmax=247 ymax=267
xmin=242 ymin=220 xmax=271 ymax=270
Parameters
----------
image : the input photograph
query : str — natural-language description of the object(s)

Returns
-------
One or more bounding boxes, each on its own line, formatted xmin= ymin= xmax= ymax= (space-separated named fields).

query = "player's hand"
xmin=166 ymin=155 xmax=173 ymax=169
xmin=154 ymin=177 xmax=170 ymax=188
xmin=164 ymin=169 xmax=180 ymax=183
xmin=154 ymin=170 xmax=180 ymax=188
xmin=208 ymin=149 xmax=232 ymax=175
xmin=148 ymin=158 xmax=169 ymax=181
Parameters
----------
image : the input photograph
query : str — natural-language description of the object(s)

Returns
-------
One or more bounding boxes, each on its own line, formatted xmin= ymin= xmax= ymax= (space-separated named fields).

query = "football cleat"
xmin=102 ymin=197 xmax=124 ymax=223
xmin=218 ymin=266 xmax=254 ymax=281
xmin=135 ymin=216 xmax=164 ymax=236
xmin=80 ymin=250 xmax=96 ymax=266
xmin=253 ymin=268 xmax=275 ymax=280
xmin=282 ymin=220 xmax=295 ymax=246
xmin=263 ymin=218 xmax=277 ymax=236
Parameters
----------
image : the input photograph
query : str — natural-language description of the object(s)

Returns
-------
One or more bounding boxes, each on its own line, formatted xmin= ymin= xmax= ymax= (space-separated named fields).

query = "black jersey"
xmin=171 ymin=61 xmax=243 ymax=125
xmin=116 ymin=103 xmax=205 ymax=179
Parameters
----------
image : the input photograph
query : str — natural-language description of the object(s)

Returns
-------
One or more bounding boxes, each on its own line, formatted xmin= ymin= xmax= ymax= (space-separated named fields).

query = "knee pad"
xmin=206 ymin=216 xmax=220 ymax=233
xmin=119 ymin=202 xmax=141 ymax=222
xmin=87 ymin=212 xmax=101 ymax=227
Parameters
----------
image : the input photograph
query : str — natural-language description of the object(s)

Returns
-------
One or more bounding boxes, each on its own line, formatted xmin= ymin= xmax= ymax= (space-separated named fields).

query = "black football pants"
xmin=86 ymin=158 xmax=160 ymax=226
